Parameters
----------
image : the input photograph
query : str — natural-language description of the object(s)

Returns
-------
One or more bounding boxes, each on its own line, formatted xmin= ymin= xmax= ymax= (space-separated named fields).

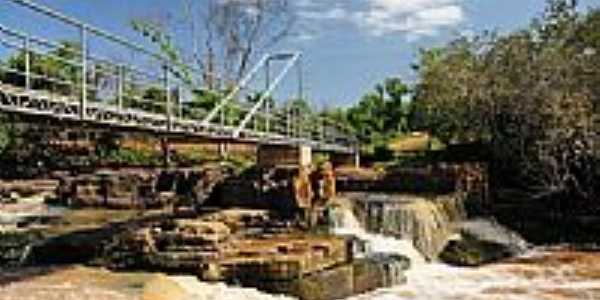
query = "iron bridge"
xmin=0 ymin=0 xmax=357 ymax=154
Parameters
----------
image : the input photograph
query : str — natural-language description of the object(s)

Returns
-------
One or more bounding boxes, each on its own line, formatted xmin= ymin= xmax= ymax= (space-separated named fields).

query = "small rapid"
xmin=332 ymin=206 xmax=425 ymax=265
xmin=332 ymin=206 xmax=600 ymax=300
xmin=347 ymin=248 xmax=600 ymax=300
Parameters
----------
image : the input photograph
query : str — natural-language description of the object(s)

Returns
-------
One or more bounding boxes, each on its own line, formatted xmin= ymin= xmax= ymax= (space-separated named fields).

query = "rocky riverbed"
xmin=0 ymin=265 xmax=293 ymax=300
xmin=3 ymin=248 xmax=600 ymax=300
xmin=3 ymin=165 xmax=597 ymax=300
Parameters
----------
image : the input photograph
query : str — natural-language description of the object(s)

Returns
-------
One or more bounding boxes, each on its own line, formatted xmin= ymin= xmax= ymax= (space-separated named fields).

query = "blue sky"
xmin=1 ymin=0 xmax=599 ymax=108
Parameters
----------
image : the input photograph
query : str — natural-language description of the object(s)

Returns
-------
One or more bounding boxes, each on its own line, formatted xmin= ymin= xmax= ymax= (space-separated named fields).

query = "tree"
xmin=346 ymin=77 xmax=411 ymax=151
xmin=132 ymin=0 xmax=295 ymax=90
xmin=410 ymin=0 xmax=600 ymax=205
xmin=1 ymin=41 xmax=81 ymax=96
xmin=0 ymin=114 xmax=14 ymax=156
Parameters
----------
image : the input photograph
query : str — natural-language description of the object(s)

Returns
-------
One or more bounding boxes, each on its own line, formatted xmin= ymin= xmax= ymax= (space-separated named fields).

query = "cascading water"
xmin=345 ymin=248 xmax=600 ymax=300
xmin=333 ymin=204 xmax=600 ymax=300
xmin=332 ymin=206 xmax=425 ymax=265
xmin=342 ymin=192 xmax=466 ymax=260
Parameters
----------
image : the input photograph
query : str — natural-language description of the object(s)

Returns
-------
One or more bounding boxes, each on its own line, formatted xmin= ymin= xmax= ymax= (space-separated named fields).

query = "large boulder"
xmin=440 ymin=218 xmax=529 ymax=266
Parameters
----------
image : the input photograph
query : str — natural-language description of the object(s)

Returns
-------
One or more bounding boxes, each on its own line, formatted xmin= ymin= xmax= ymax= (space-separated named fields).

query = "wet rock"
xmin=0 ymin=199 xmax=63 ymax=228
xmin=55 ymin=164 xmax=234 ymax=210
xmin=218 ymin=166 xmax=308 ymax=217
xmin=63 ymin=173 xmax=148 ymax=209
xmin=440 ymin=218 xmax=529 ymax=266
xmin=0 ymin=180 xmax=59 ymax=200
xmin=352 ymin=254 xmax=409 ymax=294
xmin=0 ymin=229 xmax=46 ymax=267
xmin=288 ymin=264 xmax=354 ymax=300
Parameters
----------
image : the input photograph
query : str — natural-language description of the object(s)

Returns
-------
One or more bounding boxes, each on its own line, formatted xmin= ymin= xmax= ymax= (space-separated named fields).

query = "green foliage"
xmin=224 ymin=154 xmax=255 ymax=171
xmin=1 ymin=41 xmax=81 ymax=95
xmin=131 ymin=19 xmax=193 ymax=86
xmin=411 ymin=0 xmax=600 ymax=199
xmin=0 ymin=114 xmax=12 ymax=155
xmin=173 ymin=149 xmax=217 ymax=166
xmin=103 ymin=148 xmax=162 ymax=166
xmin=345 ymin=77 xmax=412 ymax=153
xmin=410 ymin=38 xmax=486 ymax=144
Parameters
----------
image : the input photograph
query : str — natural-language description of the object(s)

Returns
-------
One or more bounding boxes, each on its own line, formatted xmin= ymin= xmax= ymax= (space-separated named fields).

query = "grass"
xmin=388 ymin=132 xmax=446 ymax=153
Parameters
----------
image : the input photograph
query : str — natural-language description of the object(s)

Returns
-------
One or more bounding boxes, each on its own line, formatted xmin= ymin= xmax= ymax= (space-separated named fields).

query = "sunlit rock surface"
xmin=0 ymin=266 xmax=293 ymax=300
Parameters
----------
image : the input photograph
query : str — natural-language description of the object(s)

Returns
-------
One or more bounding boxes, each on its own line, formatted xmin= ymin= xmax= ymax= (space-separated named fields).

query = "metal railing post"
xmin=117 ymin=64 xmax=123 ymax=111
xmin=320 ymin=118 xmax=325 ymax=144
xmin=177 ymin=85 xmax=182 ymax=118
xmin=265 ymin=100 xmax=270 ymax=134
xmin=265 ymin=59 xmax=270 ymax=135
xmin=286 ymin=106 xmax=291 ymax=137
xmin=80 ymin=25 xmax=88 ymax=120
xmin=164 ymin=64 xmax=172 ymax=131
xmin=220 ymin=105 xmax=225 ymax=128
xmin=297 ymin=57 xmax=303 ymax=101
xmin=265 ymin=59 xmax=270 ymax=90
xmin=24 ymin=35 xmax=31 ymax=91
xmin=297 ymin=108 xmax=303 ymax=139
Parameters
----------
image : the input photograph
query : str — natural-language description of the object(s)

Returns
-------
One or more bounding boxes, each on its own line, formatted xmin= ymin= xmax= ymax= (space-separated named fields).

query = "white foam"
xmin=333 ymin=207 xmax=600 ymax=300
xmin=345 ymin=250 xmax=600 ymax=300
xmin=332 ymin=208 xmax=425 ymax=264
xmin=170 ymin=276 xmax=294 ymax=300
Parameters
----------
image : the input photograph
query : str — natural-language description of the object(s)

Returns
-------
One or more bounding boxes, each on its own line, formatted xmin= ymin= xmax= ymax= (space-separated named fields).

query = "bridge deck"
xmin=0 ymin=0 xmax=356 ymax=154
xmin=0 ymin=82 xmax=353 ymax=153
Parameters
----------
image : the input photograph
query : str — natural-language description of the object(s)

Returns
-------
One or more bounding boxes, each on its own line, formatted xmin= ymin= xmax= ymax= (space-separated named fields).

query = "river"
xmin=335 ymin=207 xmax=600 ymax=300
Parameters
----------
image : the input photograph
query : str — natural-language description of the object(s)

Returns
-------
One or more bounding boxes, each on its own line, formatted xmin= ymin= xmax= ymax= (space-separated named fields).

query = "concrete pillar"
xmin=218 ymin=142 xmax=229 ymax=160
xmin=257 ymin=144 xmax=312 ymax=168
xmin=161 ymin=137 xmax=171 ymax=168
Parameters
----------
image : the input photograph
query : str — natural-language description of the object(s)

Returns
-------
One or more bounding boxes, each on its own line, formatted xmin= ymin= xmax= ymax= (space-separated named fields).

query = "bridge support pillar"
xmin=331 ymin=151 xmax=360 ymax=169
xmin=257 ymin=144 xmax=312 ymax=168
xmin=219 ymin=142 xmax=229 ymax=160
xmin=161 ymin=138 xmax=171 ymax=168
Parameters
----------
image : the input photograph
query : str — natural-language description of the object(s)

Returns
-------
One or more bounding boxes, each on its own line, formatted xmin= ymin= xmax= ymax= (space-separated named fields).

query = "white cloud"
xmin=294 ymin=31 xmax=318 ymax=42
xmin=301 ymin=7 xmax=349 ymax=21
xmin=295 ymin=0 xmax=467 ymax=40
xmin=294 ymin=0 xmax=318 ymax=9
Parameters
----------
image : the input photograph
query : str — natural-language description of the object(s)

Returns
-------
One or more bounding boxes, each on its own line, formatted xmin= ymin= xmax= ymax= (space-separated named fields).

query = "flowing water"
xmin=334 ymin=206 xmax=600 ymax=300
xmin=344 ymin=192 xmax=466 ymax=260
xmin=333 ymin=207 xmax=425 ymax=264
xmin=346 ymin=249 xmax=600 ymax=300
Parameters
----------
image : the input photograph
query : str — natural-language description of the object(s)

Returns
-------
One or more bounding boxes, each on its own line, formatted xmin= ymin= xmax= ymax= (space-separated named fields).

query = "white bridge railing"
xmin=0 ymin=0 xmax=357 ymax=153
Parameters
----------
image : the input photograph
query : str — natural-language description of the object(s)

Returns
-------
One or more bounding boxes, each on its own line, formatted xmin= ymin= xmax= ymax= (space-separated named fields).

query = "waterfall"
xmin=332 ymin=207 xmax=425 ymax=265
xmin=340 ymin=193 xmax=466 ymax=259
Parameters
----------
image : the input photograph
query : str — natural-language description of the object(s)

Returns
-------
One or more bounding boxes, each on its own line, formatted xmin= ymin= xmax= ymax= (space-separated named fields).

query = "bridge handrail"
xmin=7 ymin=0 xmax=201 ymax=74
xmin=0 ymin=0 xmax=358 ymax=153
xmin=0 ymin=23 xmax=186 ymax=84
